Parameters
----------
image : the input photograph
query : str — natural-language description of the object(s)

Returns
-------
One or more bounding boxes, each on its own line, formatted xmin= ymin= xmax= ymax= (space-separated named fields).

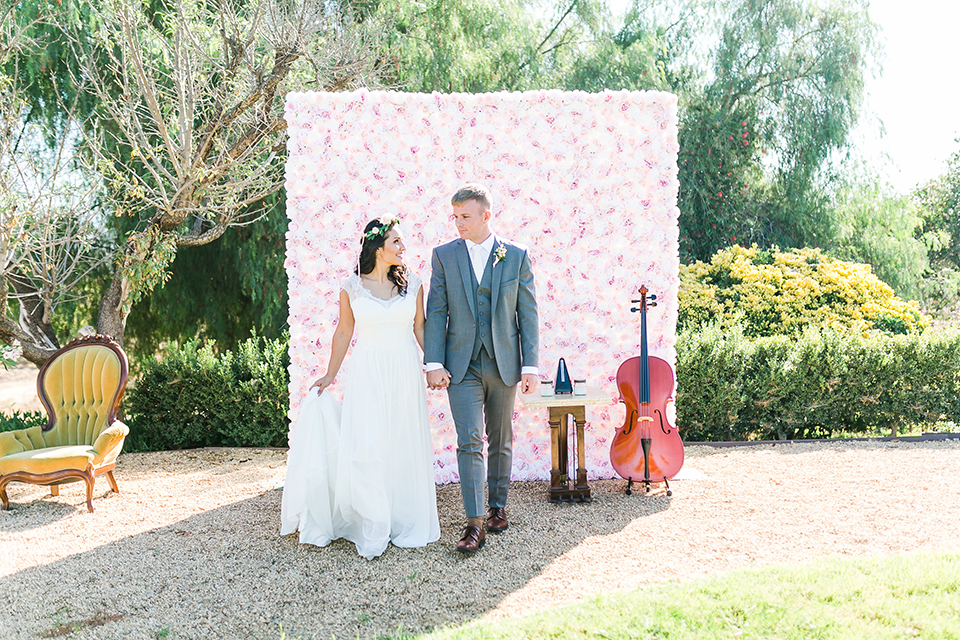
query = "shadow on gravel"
xmin=0 ymin=478 xmax=667 ymax=640
xmin=0 ymin=496 xmax=83 ymax=532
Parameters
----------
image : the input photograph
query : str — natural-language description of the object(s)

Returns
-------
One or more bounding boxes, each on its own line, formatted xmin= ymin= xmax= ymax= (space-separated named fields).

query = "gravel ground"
xmin=1 ymin=440 xmax=959 ymax=640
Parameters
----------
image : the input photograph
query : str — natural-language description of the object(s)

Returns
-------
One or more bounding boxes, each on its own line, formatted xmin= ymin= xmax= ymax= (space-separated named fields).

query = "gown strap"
xmin=340 ymin=273 xmax=363 ymax=301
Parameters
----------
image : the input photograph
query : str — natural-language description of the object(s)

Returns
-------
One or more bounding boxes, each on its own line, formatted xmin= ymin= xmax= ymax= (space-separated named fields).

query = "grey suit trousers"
xmin=447 ymin=347 xmax=517 ymax=518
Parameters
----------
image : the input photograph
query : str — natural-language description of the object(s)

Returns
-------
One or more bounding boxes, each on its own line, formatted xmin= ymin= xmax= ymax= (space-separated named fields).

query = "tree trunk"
xmin=0 ymin=276 xmax=59 ymax=367
xmin=8 ymin=272 xmax=59 ymax=349
xmin=96 ymin=272 xmax=127 ymax=345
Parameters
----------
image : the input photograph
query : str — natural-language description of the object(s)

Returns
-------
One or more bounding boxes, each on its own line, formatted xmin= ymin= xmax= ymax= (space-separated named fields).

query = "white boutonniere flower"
xmin=493 ymin=243 xmax=507 ymax=266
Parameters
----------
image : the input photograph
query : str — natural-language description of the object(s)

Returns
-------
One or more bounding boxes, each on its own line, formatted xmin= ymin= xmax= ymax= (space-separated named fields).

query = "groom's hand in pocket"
xmin=426 ymin=368 xmax=451 ymax=390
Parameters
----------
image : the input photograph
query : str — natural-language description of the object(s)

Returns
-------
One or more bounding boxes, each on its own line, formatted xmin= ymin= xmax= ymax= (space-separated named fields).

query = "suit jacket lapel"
xmin=455 ymin=240 xmax=478 ymax=317
xmin=490 ymin=237 xmax=503 ymax=316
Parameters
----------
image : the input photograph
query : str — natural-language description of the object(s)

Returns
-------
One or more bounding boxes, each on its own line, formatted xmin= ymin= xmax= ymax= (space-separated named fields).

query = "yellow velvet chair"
xmin=0 ymin=335 xmax=129 ymax=512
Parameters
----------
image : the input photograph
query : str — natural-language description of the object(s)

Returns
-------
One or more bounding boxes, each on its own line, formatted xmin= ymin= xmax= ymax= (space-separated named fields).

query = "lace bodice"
xmin=340 ymin=272 xmax=422 ymax=349
xmin=340 ymin=272 xmax=422 ymax=306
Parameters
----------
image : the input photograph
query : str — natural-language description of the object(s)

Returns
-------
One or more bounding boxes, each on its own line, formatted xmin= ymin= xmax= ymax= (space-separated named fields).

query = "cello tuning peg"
xmin=649 ymin=294 xmax=657 ymax=300
xmin=649 ymin=302 xmax=657 ymax=307
xmin=630 ymin=299 xmax=641 ymax=304
xmin=630 ymin=307 xmax=640 ymax=313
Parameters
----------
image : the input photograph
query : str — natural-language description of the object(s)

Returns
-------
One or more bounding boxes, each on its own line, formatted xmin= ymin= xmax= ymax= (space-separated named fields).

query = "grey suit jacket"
xmin=424 ymin=236 xmax=539 ymax=386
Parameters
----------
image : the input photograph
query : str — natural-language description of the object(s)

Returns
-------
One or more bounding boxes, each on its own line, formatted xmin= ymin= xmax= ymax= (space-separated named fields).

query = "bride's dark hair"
xmin=356 ymin=218 xmax=408 ymax=296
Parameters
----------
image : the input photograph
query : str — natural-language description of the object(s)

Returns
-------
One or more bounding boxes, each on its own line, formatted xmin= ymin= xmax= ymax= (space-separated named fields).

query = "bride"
xmin=281 ymin=218 xmax=441 ymax=559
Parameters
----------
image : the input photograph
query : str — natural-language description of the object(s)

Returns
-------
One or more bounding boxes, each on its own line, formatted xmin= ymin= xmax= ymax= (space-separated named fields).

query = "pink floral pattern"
xmin=284 ymin=90 xmax=680 ymax=483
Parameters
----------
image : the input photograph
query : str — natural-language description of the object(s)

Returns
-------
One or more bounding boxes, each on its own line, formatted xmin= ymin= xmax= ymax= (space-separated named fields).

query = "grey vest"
xmin=470 ymin=254 xmax=495 ymax=360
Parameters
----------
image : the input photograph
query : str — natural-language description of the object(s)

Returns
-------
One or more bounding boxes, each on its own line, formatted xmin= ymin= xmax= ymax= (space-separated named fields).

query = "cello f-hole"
xmin=622 ymin=410 xmax=638 ymax=436
xmin=656 ymin=409 xmax=672 ymax=435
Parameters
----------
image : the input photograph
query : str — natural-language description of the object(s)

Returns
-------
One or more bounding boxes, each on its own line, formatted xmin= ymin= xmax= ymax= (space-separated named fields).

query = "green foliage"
xmin=377 ymin=0 xmax=674 ymax=94
xmin=2 ymin=0 xmax=107 ymax=136
xmin=677 ymin=326 xmax=960 ymax=441
xmin=823 ymin=177 xmax=928 ymax=299
xmin=679 ymin=245 xmax=930 ymax=337
xmin=377 ymin=0 xmax=546 ymax=92
xmin=125 ymin=194 xmax=289 ymax=353
xmin=916 ymin=143 xmax=960 ymax=270
xmin=124 ymin=334 xmax=290 ymax=451
xmin=0 ymin=410 xmax=47 ymax=433
xmin=914 ymin=141 xmax=960 ymax=311
xmin=678 ymin=0 xmax=877 ymax=262
xmin=117 ymin=227 xmax=179 ymax=314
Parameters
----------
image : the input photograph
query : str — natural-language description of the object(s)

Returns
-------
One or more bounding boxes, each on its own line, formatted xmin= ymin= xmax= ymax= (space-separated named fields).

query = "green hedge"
xmin=0 ymin=410 xmax=47 ymax=433
xmin=124 ymin=335 xmax=290 ymax=451
xmin=677 ymin=325 xmax=960 ymax=441
xmin=109 ymin=327 xmax=960 ymax=450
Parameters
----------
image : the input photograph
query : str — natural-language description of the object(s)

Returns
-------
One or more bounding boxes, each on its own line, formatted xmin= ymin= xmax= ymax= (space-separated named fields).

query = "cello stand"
xmin=624 ymin=435 xmax=673 ymax=497
xmin=625 ymin=476 xmax=672 ymax=497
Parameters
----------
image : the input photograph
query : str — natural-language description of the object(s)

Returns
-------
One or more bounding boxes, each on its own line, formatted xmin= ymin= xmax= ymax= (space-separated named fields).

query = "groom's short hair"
xmin=451 ymin=184 xmax=492 ymax=212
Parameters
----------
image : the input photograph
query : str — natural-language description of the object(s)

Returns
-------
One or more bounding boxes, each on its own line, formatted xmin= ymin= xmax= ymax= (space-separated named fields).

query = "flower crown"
xmin=363 ymin=218 xmax=401 ymax=242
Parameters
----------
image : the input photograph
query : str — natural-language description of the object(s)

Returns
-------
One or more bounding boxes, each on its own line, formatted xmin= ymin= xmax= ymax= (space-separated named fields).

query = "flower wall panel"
xmin=285 ymin=90 xmax=680 ymax=483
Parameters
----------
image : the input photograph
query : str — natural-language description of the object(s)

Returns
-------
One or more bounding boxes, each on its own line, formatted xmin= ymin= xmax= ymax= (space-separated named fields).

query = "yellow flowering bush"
xmin=679 ymin=245 xmax=930 ymax=336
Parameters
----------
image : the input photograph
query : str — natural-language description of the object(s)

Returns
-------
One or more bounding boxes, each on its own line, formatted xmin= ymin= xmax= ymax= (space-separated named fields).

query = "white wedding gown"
xmin=280 ymin=273 xmax=440 ymax=559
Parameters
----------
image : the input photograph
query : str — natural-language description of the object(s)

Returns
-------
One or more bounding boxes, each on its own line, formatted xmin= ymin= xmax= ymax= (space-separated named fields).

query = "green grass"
xmin=418 ymin=552 xmax=960 ymax=640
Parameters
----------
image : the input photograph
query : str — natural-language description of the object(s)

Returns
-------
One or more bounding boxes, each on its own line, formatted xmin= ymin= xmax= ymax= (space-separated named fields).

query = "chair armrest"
xmin=92 ymin=421 xmax=130 ymax=465
xmin=0 ymin=432 xmax=26 ymax=458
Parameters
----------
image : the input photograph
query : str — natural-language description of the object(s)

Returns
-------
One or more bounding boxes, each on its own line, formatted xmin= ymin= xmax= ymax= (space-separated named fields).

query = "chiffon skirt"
xmin=280 ymin=343 xmax=440 ymax=559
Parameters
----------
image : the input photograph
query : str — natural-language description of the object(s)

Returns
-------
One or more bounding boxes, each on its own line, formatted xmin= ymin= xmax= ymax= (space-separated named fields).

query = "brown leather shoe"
xmin=486 ymin=507 xmax=508 ymax=532
xmin=456 ymin=525 xmax=485 ymax=553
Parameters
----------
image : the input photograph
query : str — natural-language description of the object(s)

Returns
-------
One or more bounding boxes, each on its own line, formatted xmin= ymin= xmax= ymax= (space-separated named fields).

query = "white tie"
xmin=469 ymin=243 xmax=484 ymax=281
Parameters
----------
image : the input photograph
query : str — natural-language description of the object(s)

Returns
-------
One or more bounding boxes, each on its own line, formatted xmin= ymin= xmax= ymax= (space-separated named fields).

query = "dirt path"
xmin=2 ymin=440 xmax=959 ymax=639
xmin=0 ymin=361 xmax=42 ymax=415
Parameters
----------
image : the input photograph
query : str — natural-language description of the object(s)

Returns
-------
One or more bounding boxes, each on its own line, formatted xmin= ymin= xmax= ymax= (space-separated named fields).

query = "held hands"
xmin=426 ymin=368 xmax=451 ymax=391
xmin=520 ymin=373 xmax=539 ymax=395
xmin=310 ymin=374 xmax=336 ymax=394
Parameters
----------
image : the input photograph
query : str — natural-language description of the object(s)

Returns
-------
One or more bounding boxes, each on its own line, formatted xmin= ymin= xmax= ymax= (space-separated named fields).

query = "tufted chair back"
xmin=37 ymin=337 xmax=128 ymax=448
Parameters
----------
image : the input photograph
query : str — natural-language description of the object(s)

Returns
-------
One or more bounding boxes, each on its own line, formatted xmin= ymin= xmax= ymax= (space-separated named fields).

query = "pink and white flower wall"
xmin=284 ymin=90 xmax=680 ymax=483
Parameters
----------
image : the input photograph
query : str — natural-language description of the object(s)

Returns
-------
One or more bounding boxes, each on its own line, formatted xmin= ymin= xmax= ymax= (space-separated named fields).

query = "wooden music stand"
xmin=519 ymin=387 xmax=613 ymax=503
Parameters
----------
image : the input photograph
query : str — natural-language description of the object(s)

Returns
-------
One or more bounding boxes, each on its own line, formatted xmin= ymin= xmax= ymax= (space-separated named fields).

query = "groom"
xmin=425 ymin=184 xmax=539 ymax=553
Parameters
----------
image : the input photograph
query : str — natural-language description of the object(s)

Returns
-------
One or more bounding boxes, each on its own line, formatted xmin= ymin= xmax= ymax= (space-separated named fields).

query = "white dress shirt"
xmin=466 ymin=233 xmax=496 ymax=282
xmin=426 ymin=233 xmax=537 ymax=377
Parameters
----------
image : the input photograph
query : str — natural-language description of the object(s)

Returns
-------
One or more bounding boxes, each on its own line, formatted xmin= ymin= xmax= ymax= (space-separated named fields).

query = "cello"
xmin=610 ymin=285 xmax=684 ymax=496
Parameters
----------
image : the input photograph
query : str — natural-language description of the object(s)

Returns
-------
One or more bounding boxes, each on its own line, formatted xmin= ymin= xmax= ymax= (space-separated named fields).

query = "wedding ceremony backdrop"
xmin=284 ymin=89 xmax=680 ymax=483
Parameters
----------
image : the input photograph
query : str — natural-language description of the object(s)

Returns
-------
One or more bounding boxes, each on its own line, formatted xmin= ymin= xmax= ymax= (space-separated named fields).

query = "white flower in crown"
xmin=493 ymin=243 xmax=507 ymax=266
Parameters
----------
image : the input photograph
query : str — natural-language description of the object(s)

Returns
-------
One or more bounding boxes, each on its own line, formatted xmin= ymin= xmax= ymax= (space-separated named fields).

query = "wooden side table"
xmin=519 ymin=387 xmax=614 ymax=503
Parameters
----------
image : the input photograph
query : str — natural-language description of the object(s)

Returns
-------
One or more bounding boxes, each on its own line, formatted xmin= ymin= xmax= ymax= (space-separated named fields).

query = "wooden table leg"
xmin=549 ymin=407 xmax=564 ymax=500
xmin=557 ymin=410 xmax=569 ymax=485
xmin=573 ymin=406 xmax=589 ymax=497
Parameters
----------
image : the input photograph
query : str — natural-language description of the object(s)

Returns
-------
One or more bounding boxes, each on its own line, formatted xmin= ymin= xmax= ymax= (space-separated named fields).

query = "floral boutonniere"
xmin=493 ymin=243 xmax=507 ymax=267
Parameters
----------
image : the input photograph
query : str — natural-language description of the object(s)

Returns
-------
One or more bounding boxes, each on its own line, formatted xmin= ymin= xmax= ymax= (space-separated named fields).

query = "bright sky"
xmin=857 ymin=0 xmax=960 ymax=193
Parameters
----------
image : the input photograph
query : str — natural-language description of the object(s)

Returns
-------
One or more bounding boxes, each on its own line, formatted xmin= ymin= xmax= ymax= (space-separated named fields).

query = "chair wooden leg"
xmin=106 ymin=470 xmax=119 ymax=494
xmin=83 ymin=471 xmax=95 ymax=513
xmin=50 ymin=485 xmax=60 ymax=496
xmin=0 ymin=479 xmax=9 ymax=510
